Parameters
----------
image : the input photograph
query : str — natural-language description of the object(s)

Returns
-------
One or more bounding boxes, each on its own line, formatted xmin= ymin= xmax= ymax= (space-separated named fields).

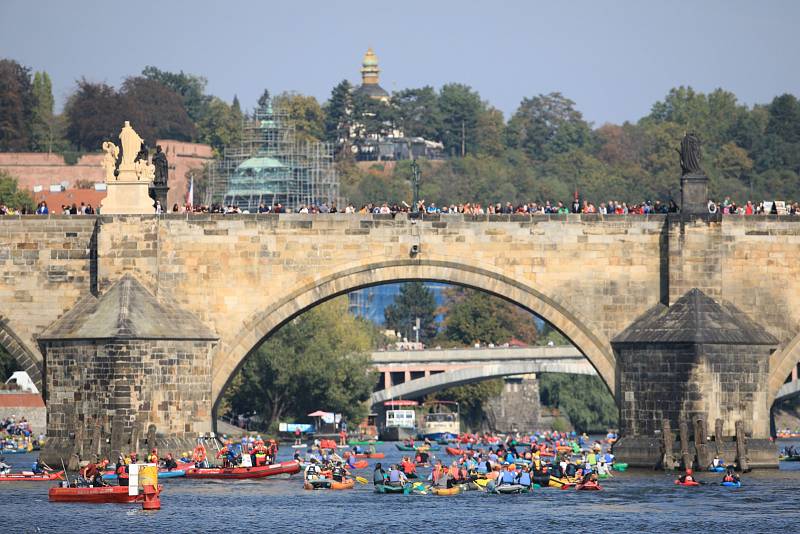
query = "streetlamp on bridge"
xmin=410 ymin=160 xmax=420 ymax=214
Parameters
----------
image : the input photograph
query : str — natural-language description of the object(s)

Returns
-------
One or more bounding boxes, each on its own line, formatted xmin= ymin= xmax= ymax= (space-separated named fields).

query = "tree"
xmin=30 ymin=71 xmax=58 ymax=152
xmin=196 ymin=97 xmax=243 ymax=157
xmin=0 ymin=170 xmax=34 ymax=211
xmin=323 ymin=80 xmax=354 ymax=156
xmin=438 ymin=83 xmax=484 ymax=157
xmin=141 ymin=66 xmax=210 ymax=125
xmin=273 ymin=91 xmax=325 ymax=142
xmin=64 ymin=79 xmax=127 ymax=151
xmin=539 ymin=373 xmax=617 ymax=432
xmin=222 ymin=298 xmax=377 ymax=431
xmin=392 ymin=86 xmax=441 ymax=140
xmin=384 ymin=282 xmax=437 ymax=344
xmin=0 ymin=59 xmax=33 ymax=151
xmin=352 ymin=91 xmax=396 ymax=142
xmin=439 ymin=288 xmax=537 ymax=346
xmin=121 ymin=77 xmax=197 ymax=143
xmin=505 ymin=92 xmax=591 ymax=160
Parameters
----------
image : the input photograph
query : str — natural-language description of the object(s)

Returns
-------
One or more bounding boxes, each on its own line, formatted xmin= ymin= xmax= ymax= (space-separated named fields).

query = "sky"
xmin=1 ymin=0 xmax=798 ymax=126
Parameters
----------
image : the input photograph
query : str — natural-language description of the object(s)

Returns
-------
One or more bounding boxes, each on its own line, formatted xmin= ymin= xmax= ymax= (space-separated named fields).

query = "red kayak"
xmin=0 ymin=470 xmax=64 ymax=482
xmin=349 ymin=460 xmax=369 ymax=470
xmin=184 ymin=461 xmax=300 ymax=480
xmin=354 ymin=453 xmax=385 ymax=459
xmin=576 ymin=482 xmax=602 ymax=491
xmin=49 ymin=485 xmax=146 ymax=503
xmin=675 ymin=479 xmax=701 ymax=487
xmin=446 ymin=447 xmax=466 ymax=456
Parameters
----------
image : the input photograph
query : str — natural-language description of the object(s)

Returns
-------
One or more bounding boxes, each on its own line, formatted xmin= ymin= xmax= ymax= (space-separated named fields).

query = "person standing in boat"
xmin=115 ymin=455 xmax=129 ymax=486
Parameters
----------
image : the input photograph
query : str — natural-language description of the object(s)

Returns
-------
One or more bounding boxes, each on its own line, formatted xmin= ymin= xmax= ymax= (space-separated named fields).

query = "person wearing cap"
xmin=678 ymin=468 xmax=696 ymax=483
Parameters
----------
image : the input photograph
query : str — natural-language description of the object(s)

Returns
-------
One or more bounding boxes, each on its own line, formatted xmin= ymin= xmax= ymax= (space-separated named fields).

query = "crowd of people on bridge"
xmin=3 ymin=195 xmax=799 ymax=217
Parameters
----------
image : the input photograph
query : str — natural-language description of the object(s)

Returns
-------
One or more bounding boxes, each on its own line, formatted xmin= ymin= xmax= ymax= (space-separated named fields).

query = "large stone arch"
xmin=0 ymin=313 xmax=43 ymax=392
xmin=768 ymin=331 xmax=800 ymax=402
xmin=211 ymin=259 xmax=617 ymax=413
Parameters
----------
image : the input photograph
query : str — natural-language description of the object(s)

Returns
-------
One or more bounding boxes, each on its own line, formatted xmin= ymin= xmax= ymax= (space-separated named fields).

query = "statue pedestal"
xmin=680 ymin=173 xmax=708 ymax=215
xmin=100 ymin=168 xmax=155 ymax=215
xmin=149 ymin=184 xmax=170 ymax=211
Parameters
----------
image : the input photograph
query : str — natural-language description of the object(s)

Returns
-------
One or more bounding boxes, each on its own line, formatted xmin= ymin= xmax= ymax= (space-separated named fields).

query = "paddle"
xmin=355 ymin=476 xmax=368 ymax=485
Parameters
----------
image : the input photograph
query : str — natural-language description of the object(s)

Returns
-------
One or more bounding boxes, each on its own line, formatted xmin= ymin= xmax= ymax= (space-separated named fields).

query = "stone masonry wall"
xmin=42 ymin=338 xmax=212 ymax=462
xmin=484 ymin=376 xmax=540 ymax=434
xmin=617 ymin=342 xmax=771 ymax=438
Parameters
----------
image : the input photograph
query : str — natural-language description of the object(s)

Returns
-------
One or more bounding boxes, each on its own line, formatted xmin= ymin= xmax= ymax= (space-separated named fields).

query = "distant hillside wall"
xmin=0 ymin=140 xmax=213 ymax=209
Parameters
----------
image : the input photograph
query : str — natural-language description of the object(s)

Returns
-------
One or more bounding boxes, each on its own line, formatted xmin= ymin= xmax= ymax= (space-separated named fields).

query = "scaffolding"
xmin=204 ymin=100 xmax=339 ymax=212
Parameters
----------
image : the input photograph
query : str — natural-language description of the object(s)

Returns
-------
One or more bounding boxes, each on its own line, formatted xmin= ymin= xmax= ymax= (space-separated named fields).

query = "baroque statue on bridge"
xmin=151 ymin=145 xmax=169 ymax=187
xmin=677 ymin=132 xmax=703 ymax=176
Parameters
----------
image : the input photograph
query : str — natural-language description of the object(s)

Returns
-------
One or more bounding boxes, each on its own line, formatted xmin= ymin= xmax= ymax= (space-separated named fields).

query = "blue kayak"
xmin=720 ymin=481 xmax=741 ymax=487
xmin=708 ymin=466 xmax=725 ymax=472
xmin=102 ymin=469 xmax=185 ymax=480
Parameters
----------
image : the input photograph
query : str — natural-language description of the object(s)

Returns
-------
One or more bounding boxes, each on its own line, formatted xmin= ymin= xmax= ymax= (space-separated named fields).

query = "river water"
xmin=2 ymin=440 xmax=800 ymax=533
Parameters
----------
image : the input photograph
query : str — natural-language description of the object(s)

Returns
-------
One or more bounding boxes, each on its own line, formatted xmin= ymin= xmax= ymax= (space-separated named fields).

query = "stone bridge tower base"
xmin=37 ymin=274 xmax=217 ymax=465
xmin=484 ymin=374 xmax=541 ymax=434
xmin=612 ymin=289 xmax=779 ymax=469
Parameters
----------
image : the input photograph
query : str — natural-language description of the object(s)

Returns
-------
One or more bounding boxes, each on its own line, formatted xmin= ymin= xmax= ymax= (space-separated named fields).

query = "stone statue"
xmin=119 ymin=121 xmax=144 ymax=170
xmin=101 ymin=141 xmax=119 ymax=182
xmin=152 ymin=145 xmax=168 ymax=186
xmin=677 ymin=132 xmax=702 ymax=175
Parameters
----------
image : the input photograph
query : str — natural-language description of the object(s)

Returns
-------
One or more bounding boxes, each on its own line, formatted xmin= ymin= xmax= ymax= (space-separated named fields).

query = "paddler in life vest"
xmin=252 ymin=440 xmax=268 ymax=466
xmin=516 ymin=464 xmax=532 ymax=488
xmin=722 ymin=465 xmax=740 ymax=484
xmin=373 ymin=462 xmax=387 ymax=485
xmin=304 ymin=457 xmax=322 ymax=481
xmin=710 ymin=455 xmax=722 ymax=469
xmin=32 ymin=456 xmax=52 ymax=474
xmin=192 ymin=443 xmax=207 ymax=468
xmin=217 ymin=440 xmax=234 ymax=467
xmin=429 ymin=459 xmax=445 ymax=486
xmin=345 ymin=451 xmax=358 ymax=469
xmin=267 ymin=439 xmax=279 ymax=464
xmin=115 ymin=455 xmax=129 ymax=486
xmin=147 ymin=448 xmax=159 ymax=464
xmin=678 ymin=468 xmax=695 ymax=483
xmin=497 ymin=462 xmax=517 ymax=487
xmin=401 ymin=456 xmax=418 ymax=479
xmin=331 ymin=461 xmax=350 ymax=482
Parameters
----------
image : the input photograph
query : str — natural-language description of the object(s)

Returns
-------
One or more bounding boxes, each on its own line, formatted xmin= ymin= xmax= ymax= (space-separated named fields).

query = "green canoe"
xmin=348 ymin=440 xmax=383 ymax=446
xmin=375 ymin=483 xmax=410 ymax=494
xmin=611 ymin=463 xmax=628 ymax=472
xmin=395 ymin=444 xmax=441 ymax=452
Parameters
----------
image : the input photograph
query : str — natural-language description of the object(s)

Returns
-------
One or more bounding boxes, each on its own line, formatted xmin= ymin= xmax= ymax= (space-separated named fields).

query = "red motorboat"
xmin=0 ymin=470 xmax=64 ymax=482
xmin=48 ymin=485 xmax=146 ymax=503
xmin=184 ymin=461 xmax=300 ymax=480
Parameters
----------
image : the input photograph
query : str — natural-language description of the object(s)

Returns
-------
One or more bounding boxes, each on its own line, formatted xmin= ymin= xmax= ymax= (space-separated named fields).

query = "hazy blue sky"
xmin=1 ymin=0 xmax=798 ymax=125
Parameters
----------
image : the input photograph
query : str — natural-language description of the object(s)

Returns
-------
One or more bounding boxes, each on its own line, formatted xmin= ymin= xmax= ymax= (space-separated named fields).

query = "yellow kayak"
xmin=432 ymin=486 xmax=461 ymax=496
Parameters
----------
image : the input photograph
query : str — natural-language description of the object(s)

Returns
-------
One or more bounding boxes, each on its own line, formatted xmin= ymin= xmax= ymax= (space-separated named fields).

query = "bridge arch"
xmin=0 ymin=313 xmax=43 ymax=392
xmin=211 ymin=258 xmax=617 ymax=413
xmin=768 ymin=331 xmax=800 ymax=403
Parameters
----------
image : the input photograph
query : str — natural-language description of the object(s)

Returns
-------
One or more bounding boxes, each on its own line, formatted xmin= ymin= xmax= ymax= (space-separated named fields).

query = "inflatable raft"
xmin=184 ymin=461 xmax=300 ymax=480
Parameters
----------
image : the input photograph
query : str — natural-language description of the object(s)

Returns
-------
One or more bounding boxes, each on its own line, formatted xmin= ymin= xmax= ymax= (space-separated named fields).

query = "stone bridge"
xmin=1 ymin=212 xmax=799 ymax=466
xmin=369 ymin=345 xmax=593 ymax=404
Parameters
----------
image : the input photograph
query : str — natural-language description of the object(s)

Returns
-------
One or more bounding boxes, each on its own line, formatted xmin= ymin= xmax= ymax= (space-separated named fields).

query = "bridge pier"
xmin=612 ymin=289 xmax=779 ymax=469
xmin=37 ymin=275 xmax=217 ymax=464
xmin=484 ymin=374 xmax=541 ymax=434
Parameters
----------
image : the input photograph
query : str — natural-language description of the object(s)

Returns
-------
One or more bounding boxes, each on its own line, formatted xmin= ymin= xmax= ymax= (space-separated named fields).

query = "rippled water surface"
xmin=2 ymin=441 xmax=800 ymax=533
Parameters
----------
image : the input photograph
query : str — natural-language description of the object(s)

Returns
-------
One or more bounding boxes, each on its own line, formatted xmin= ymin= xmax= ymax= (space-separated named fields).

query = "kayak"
xmin=374 ymin=483 xmax=408 ymax=494
xmin=721 ymin=481 xmax=741 ymax=487
xmin=304 ymin=478 xmax=332 ymax=490
xmin=548 ymin=476 xmax=577 ymax=489
xmin=103 ymin=469 xmax=185 ymax=480
xmin=598 ymin=473 xmax=613 ymax=479
xmin=446 ymin=446 xmax=466 ymax=456
xmin=611 ymin=463 xmax=628 ymax=472
xmin=675 ymin=480 xmax=701 ymax=487
xmin=492 ymin=483 xmax=529 ymax=494
xmin=395 ymin=444 xmax=440 ymax=452
xmin=432 ymin=486 xmax=461 ymax=496
xmin=291 ymin=444 xmax=307 ymax=449
xmin=49 ymin=485 xmax=149 ymax=503
xmin=0 ymin=448 xmax=33 ymax=454
xmin=0 ymin=470 xmax=64 ymax=482
xmin=707 ymin=466 xmax=725 ymax=472
xmin=354 ymin=453 xmax=384 ymax=459
xmin=184 ymin=461 xmax=300 ymax=480
xmin=576 ymin=482 xmax=602 ymax=491
xmin=348 ymin=460 xmax=369 ymax=470
xmin=331 ymin=479 xmax=355 ymax=490
xmin=348 ymin=440 xmax=383 ymax=446
xmin=779 ymin=455 xmax=800 ymax=462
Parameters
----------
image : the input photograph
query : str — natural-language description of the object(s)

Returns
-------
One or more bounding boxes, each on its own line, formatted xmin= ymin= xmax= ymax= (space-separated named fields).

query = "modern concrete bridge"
xmin=369 ymin=345 xmax=594 ymax=404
